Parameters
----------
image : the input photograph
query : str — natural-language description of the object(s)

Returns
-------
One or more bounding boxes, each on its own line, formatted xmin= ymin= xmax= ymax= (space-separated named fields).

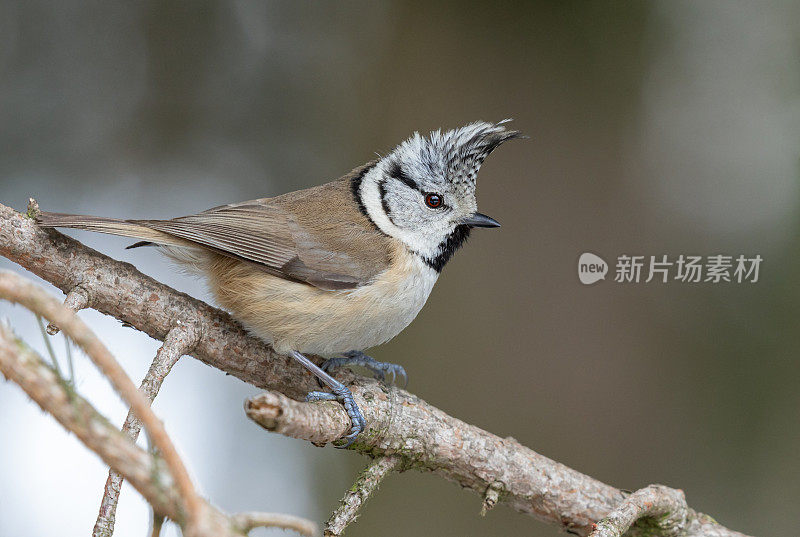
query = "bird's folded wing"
xmin=135 ymin=202 xmax=388 ymax=290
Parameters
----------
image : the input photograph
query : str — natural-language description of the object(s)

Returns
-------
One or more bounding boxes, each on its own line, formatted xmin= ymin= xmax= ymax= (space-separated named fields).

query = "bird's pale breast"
xmin=206 ymin=242 xmax=438 ymax=356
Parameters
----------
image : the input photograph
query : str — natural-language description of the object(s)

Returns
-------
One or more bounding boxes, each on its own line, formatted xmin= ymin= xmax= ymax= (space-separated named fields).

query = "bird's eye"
xmin=425 ymin=193 xmax=444 ymax=209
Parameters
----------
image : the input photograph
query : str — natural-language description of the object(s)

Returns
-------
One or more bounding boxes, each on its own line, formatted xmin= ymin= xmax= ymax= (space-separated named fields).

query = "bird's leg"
xmin=321 ymin=350 xmax=408 ymax=388
xmin=289 ymin=350 xmax=365 ymax=448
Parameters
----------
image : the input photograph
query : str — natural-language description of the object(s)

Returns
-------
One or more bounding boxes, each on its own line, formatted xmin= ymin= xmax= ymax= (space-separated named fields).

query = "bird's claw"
xmin=305 ymin=386 xmax=365 ymax=448
xmin=306 ymin=350 xmax=402 ymax=447
xmin=373 ymin=362 xmax=408 ymax=388
xmin=321 ymin=351 xmax=409 ymax=388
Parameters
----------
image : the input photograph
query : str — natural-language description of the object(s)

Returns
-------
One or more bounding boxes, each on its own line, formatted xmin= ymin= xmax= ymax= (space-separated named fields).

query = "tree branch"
xmin=324 ymin=456 xmax=401 ymax=537
xmin=0 ymin=275 xmax=316 ymax=537
xmin=46 ymin=284 xmax=89 ymax=334
xmin=1 ymin=200 xmax=306 ymax=397
xmin=0 ymin=201 xmax=749 ymax=537
xmin=94 ymin=322 xmax=200 ymax=537
xmin=245 ymin=389 xmax=749 ymax=537
xmin=0 ymin=322 xmax=184 ymax=522
xmin=588 ymin=485 xmax=688 ymax=537
xmin=230 ymin=512 xmax=318 ymax=536
xmin=0 ymin=270 xmax=205 ymax=530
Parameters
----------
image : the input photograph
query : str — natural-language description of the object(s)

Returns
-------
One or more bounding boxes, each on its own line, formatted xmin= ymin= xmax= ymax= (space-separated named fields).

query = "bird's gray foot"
xmin=321 ymin=350 xmax=408 ymax=387
xmin=289 ymin=350 xmax=364 ymax=448
xmin=306 ymin=384 xmax=365 ymax=448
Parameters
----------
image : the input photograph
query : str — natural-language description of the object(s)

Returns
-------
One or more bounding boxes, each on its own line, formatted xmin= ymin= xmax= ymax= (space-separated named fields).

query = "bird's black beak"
xmin=462 ymin=212 xmax=501 ymax=228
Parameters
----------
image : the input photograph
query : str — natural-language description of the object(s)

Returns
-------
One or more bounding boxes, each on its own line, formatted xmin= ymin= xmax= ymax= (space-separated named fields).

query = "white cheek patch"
xmin=359 ymin=165 xmax=442 ymax=259
xmin=359 ymin=166 xmax=398 ymax=235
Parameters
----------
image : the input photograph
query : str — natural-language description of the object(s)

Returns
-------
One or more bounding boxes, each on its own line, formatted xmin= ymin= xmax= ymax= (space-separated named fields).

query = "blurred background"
xmin=0 ymin=1 xmax=798 ymax=536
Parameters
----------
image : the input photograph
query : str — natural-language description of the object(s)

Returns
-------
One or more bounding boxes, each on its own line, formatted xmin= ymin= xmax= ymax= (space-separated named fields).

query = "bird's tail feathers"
xmin=36 ymin=212 xmax=192 ymax=248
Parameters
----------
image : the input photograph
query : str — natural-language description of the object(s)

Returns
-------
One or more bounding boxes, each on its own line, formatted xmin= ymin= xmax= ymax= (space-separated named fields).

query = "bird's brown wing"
xmin=136 ymin=178 xmax=392 ymax=290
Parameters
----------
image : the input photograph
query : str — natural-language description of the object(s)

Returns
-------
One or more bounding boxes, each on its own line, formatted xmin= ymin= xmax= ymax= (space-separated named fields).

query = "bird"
xmin=36 ymin=120 xmax=521 ymax=447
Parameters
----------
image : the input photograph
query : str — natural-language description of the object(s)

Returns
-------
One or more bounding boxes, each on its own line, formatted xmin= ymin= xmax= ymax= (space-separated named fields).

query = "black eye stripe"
xmin=389 ymin=161 xmax=447 ymax=209
xmin=389 ymin=162 xmax=421 ymax=192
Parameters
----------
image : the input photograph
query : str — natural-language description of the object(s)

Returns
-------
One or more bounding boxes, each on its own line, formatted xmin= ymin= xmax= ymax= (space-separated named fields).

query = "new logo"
xmin=578 ymin=252 xmax=608 ymax=285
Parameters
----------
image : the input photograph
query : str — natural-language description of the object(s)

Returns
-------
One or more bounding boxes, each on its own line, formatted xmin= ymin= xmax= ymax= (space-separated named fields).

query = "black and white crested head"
xmin=353 ymin=120 xmax=521 ymax=272
xmin=404 ymin=119 xmax=522 ymax=194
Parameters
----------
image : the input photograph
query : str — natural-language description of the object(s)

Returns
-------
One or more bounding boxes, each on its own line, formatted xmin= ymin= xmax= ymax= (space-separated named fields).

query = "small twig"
xmin=589 ymin=484 xmax=689 ymax=537
xmin=36 ymin=315 xmax=64 ymax=378
xmin=230 ymin=511 xmax=318 ymax=536
xmin=0 ymin=271 xmax=203 ymax=527
xmin=94 ymin=322 xmax=200 ymax=537
xmin=64 ymin=333 xmax=75 ymax=385
xmin=480 ymin=481 xmax=504 ymax=516
xmin=150 ymin=512 xmax=165 ymax=537
xmin=324 ymin=456 xmax=401 ymax=537
xmin=46 ymin=286 xmax=90 ymax=335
